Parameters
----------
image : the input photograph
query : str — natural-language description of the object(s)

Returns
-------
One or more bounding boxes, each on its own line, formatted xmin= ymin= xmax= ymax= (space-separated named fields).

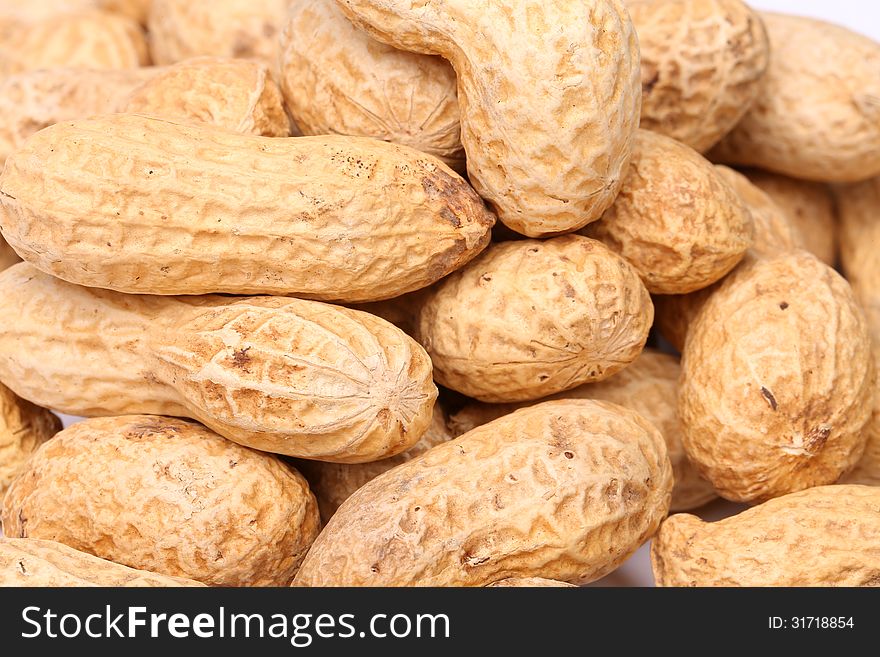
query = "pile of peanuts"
xmin=0 ymin=0 xmax=878 ymax=588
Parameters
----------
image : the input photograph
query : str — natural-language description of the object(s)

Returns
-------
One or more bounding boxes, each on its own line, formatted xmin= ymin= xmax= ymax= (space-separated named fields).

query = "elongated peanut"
xmin=1 ymin=538 xmax=205 ymax=587
xmin=299 ymin=406 xmax=453 ymax=522
xmin=0 ymin=383 xmax=60 ymax=498
xmin=294 ymin=400 xmax=672 ymax=587
xmin=336 ymin=0 xmax=640 ymax=237
xmin=679 ymin=252 xmax=873 ymax=503
xmin=582 ymin=130 xmax=753 ymax=294
xmin=0 ymin=264 xmax=436 ymax=463
xmin=281 ymin=0 xmax=462 ymax=170
xmin=0 ymin=114 xmax=493 ymax=302
xmin=416 ymin=236 xmax=652 ymax=402
xmin=447 ymin=350 xmax=715 ymax=512
xmin=2 ymin=415 xmax=321 ymax=586
xmin=148 ymin=0 xmax=288 ymax=64
xmin=710 ymin=13 xmax=880 ymax=182
xmin=628 ymin=0 xmax=769 ymax=152
xmin=652 ymin=485 xmax=880 ymax=586
xmin=122 ymin=57 xmax=290 ymax=136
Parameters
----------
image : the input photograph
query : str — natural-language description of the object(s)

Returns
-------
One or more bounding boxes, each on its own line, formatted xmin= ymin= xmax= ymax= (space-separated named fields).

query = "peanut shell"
xmin=0 ymin=383 xmax=60 ymax=498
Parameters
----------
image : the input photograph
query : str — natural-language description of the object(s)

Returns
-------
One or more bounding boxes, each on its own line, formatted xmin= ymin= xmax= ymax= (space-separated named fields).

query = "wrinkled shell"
xmin=299 ymin=408 xmax=453 ymax=522
xmin=629 ymin=0 xmax=769 ymax=152
xmin=0 ymin=383 xmax=60 ymax=498
xmin=416 ymin=236 xmax=652 ymax=402
xmin=0 ymin=264 xmax=437 ymax=463
xmin=583 ymin=130 xmax=753 ymax=294
xmin=679 ymin=252 xmax=873 ymax=503
xmin=123 ymin=57 xmax=290 ymax=137
xmin=653 ymin=485 xmax=880 ymax=586
xmin=294 ymin=400 xmax=672 ymax=587
xmin=0 ymin=10 xmax=149 ymax=76
xmin=487 ymin=578 xmax=576 ymax=588
xmin=0 ymin=538 xmax=205 ymax=587
xmin=0 ymin=114 xmax=494 ymax=302
xmin=2 ymin=415 xmax=321 ymax=586
xmin=280 ymin=0 xmax=463 ymax=170
xmin=745 ymin=169 xmax=837 ymax=266
xmin=710 ymin=13 xmax=880 ymax=182
xmin=337 ymin=0 xmax=641 ymax=236
xmin=148 ymin=0 xmax=288 ymax=65
xmin=448 ymin=350 xmax=715 ymax=512
xmin=0 ymin=67 xmax=159 ymax=164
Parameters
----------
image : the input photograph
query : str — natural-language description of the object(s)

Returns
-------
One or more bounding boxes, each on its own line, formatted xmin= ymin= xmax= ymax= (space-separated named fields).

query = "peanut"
xmin=627 ymin=0 xmax=770 ymax=152
xmin=710 ymin=13 xmax=880 ymax=183
xmin=582 ymin=130 xmax=753 ymax=294
xmin=335 ymin=0 xmax=641 ymax=237
xmin=0 ymin=264 xmax=436 ymax=463
xmin=293 ymin=400 xmax=672 ymax=587
xmin=1 ymin=538 xmax=205 ymax=587
xmin=2 ymin=415 xmax=321 ymax=586
xmin=0 ymin=113 xmax=494 ymax=302
xmin=122 ymin=57 xmax=290 ymax=136
xmin=280 ymin=0 xmax=462 ymax=171
xmin=0 ymin=383 xmax=60 ymax=498
xmin=415 ymin=236 xmax=652 ymax=402
xmin=679 ymin=251 xmax=873 ymax=503
xmin=652 ymin=485 xmax=880 ymax=586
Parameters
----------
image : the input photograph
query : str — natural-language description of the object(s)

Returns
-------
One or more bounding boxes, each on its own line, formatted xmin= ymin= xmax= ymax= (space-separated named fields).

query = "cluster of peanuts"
xmin=0 ymin=0 xmax=879 ymax=588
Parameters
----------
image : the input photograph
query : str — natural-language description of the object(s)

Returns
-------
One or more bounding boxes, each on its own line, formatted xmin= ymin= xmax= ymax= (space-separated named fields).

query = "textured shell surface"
xmin=294 ymin=399 xmax=672 ymax=587
xmin=0 ymin=383 xmax=60 ymax=498
xmin=1 ymin=415 xmax=321 ymax=586
xmin=123 ymin=57 xmax=290 ymax=137
xmin=299 ymin=406 xmax=453 ymax=522
xmin=628 ymin=0 xmax=769 ymax=152
xmin=745 ymin=169 xmax=837 ymax=267
xmin=0 ymin=67 xmax=159 ymax=164
xmin=710 ymin=13 xmax=880 ymax=182
xmin=336 ymin=0 xmax=641 ymax=236
xmin=280 ymin=0 xmax=462 ymax=169
xmin=652 ymin=485 xmax=880 ymax=586
xmin=0 ymin=538 xmax=205 ymax=587
xmin=447 ymin=350 xmax=715 ymax=512
xmin=679 ymin=251 xmax=874 ymax=503
xmin=148 ymin=0 xmax=289 ymax=64
xmin=0 ymin=114 xmax=494 ymax=302
xmin=416 ymin=235 xmax=653 ymax=402
xmin=0 ymin=10 xmax=149 ymax=76
xmin=0 ymin=264 xmax=437 ymax=462
xmin=583 ymin=130 xmax=753 ymax=294
xmin=486 ymin=577 xmax=577 ymax=588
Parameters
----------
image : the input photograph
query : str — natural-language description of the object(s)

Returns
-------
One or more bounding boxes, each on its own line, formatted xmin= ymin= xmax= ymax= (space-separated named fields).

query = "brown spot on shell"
xmin=761 ymin=386 xmax=778 ymax=411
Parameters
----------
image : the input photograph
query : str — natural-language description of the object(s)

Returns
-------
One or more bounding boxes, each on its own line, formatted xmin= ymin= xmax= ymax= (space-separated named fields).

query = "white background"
xmin=49 ymin=1 xmax=879 ymax=586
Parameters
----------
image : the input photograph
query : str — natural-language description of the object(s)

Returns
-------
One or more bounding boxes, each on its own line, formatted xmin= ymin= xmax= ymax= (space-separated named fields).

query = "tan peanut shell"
xmin=628 ymin=0 xmax=770 ymax=152
xmin=122 ymin=57 xmax=290 ymax=137
xmin=745 ymin=169 xmax=837 ymax=267
xmin=0 ymin=538 xmax=205 ymax=587
xmin=336 ymin=0 xmax=641 ymax=237
xmin=2 ymin=415 xmax=321 ymax=587
xmin=280 ymin=0 xmax=463 ymax=171
xmin=349 ymin=286 xmax=433 ymax=338
xmin=582 ymin=130 xmax=753 ymax=294
xmin=0 ymin=67 xmax=159 ymax=164
xmin=148 ymin=0 xmax=288 ymax=65
xmin=416 ymin=236 xmax=652 ymax=402
xmin=0 ymin=10 xmax=149 ymax=77
xmin=710 ymin=13 xmax=880 ymax=182
xmin=679 ymin=251 xmax=873 ymax=503
xmin=448 ymin=350 xmax=715 ymax=512
xmin=0 ymin=1 xmax=148 ymax=24
xmin=487 ymin=578 xmax=577 ymax=588
xmin=294 ymin=400 xmax=672 ymax=587
xmin=0 ymin=113 xmax=493 ymax=302
xmin=652 ymin=485 xmax=880 ymax=586
xmin=0 ymin=264 xmax=437 ymax=463
xmin=100 ymin=0 xmax=150 ymax=25
xmin=299 ymin=407 xmax=453 ymax=522
xmin=0 ymin=383 xmax=60 ymax=498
